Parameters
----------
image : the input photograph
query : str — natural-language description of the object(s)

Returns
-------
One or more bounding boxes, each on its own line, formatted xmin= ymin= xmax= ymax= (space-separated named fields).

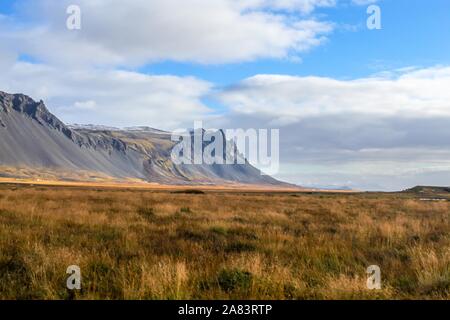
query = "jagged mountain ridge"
xmin=0 ymin=91 xmax=283 ymax=185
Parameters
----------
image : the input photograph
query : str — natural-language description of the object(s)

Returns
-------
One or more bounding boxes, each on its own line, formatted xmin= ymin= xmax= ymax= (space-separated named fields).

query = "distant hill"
xmin=402 ymin=186 xmax=450 ymax=201
xmin=404 ymin=186 xmax=450 ymax=194
xmin=0 ymin=91 xmax=287 ymax=186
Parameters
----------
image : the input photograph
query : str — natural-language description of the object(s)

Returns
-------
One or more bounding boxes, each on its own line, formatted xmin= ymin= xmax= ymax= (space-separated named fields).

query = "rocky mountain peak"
xmin=0 ymin=90 xmax=285 ymax=186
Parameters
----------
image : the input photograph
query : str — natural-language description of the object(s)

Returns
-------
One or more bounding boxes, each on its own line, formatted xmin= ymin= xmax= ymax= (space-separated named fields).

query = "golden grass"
xmin=0 ymin=176 xmax=307 ymax=192
xmin=0 ymin=183 xmax=448 ymax=300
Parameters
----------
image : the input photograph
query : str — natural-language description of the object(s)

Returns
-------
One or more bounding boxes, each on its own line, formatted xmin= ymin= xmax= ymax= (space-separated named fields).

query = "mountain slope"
xmin=0 ymin=91 xmax=284 ymax=185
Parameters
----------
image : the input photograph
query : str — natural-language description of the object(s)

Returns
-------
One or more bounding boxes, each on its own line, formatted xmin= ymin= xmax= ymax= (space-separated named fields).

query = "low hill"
xmin=404 ymin=186 xmax=450 ymax=194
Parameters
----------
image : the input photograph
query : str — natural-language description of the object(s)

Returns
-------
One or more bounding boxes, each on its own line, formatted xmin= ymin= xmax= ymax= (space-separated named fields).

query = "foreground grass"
xmin=0 ymin=184 xmax=448 ymax=299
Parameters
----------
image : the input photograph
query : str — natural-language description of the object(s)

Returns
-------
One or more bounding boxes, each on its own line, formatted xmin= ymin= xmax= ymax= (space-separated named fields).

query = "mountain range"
xmin=0 ymin=91 xmax=285 ymax=186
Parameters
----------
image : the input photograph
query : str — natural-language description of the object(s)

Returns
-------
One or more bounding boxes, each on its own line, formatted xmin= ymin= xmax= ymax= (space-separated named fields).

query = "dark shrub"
xmin=173 ymin=190 xmax=205 ymax=195
xmin=225 ymin=241 xmax=256 ymax=253
xmin=180 ymin=207 xmax=192 ymax=214
xmin=217 ymin=269 xmax=253 ymax=292
xmin=137 ymin=207 xmax=155 ymax=219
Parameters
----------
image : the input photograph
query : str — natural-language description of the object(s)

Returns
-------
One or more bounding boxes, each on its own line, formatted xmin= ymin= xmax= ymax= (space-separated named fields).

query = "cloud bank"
xmin=214 ymin=67 xmax=450 ymax=190
xmin=3 ymin=0 xmax=334 ymax=66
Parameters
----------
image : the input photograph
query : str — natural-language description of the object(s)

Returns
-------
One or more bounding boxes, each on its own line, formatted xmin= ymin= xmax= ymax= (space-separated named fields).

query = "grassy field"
xmin=0 ymin=183 xmax=448 ymax=300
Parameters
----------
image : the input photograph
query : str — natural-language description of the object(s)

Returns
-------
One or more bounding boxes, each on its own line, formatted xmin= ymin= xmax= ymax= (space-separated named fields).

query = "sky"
xmin=0 ymin=0 xmax=450 ymax=190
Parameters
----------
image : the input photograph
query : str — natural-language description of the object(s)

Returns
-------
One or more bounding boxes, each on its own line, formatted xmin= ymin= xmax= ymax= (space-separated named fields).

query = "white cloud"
xmin=1 ymin=0 xmax=334 ymax=66
xmin=0 ymin=62 xmax=213 ymax=129
xmin=216 ymin=66 xmax=450 ymax=123
xmin=237 ymin=0 xmax=337 ymax=14
xmin=73 ymin=100 xmax=97 ymax=110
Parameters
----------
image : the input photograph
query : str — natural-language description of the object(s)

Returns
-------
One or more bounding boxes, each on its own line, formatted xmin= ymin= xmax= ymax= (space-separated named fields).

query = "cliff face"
xmin=0 ymin=91 xmax=283 ymax=185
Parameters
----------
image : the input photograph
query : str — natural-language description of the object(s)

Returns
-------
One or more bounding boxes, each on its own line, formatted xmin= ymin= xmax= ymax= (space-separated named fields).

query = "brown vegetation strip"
xmin=0 ymin=184 xmax=448 ymax=299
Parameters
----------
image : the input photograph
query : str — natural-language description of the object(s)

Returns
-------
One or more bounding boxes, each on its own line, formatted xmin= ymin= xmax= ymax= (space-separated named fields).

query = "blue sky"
xmin=0 ymin=1 xmax=15 ymax=14
xmin=143 ymin=0 xmax=450 ymax=86
xmin=1 ymin=0 xmax=450 ymax=190
xmin=3 ymin=0 xmax=448 ymax=84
